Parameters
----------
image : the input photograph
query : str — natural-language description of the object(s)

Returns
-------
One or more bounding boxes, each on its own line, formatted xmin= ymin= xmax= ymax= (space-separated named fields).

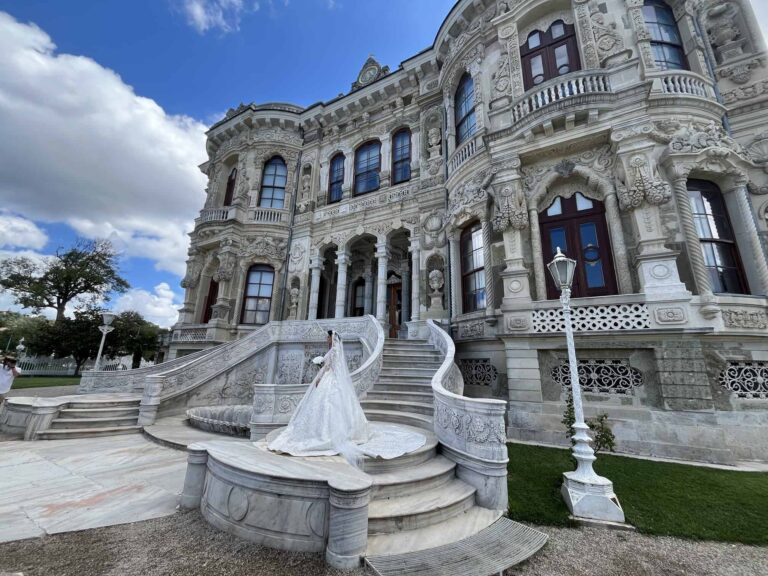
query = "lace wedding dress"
xmin=267 ymin=332 xmax=425 ymax=463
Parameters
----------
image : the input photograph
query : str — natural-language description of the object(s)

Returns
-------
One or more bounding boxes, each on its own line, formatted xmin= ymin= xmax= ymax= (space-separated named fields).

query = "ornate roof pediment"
xmin=351 ymin=55 xmax=390 ymax=92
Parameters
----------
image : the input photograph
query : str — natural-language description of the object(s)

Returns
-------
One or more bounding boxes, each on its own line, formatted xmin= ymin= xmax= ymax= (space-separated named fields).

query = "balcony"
xmin=196 ymin=207 xmax=233 ymax=226
xmin=448 ymin=132 xmax=484 ymax=177
xmin=171 ymin=324 xmax=212 ymax=343
xmin=249 ymin=207 xmax=290 ymax=225
xmin=511 ymin=71 xmax=612 ymax=124
xmin=647 ymin=70 xmax=716 ymax=100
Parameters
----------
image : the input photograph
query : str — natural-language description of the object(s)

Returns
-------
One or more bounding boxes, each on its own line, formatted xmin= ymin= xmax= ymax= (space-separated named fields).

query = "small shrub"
xmin=561 ymin=390 xmax=616 ymax=453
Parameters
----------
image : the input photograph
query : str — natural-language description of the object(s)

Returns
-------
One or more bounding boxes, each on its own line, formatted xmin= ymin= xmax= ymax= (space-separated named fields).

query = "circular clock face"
xmin=360 ymin=66 xmax=378 ymax=84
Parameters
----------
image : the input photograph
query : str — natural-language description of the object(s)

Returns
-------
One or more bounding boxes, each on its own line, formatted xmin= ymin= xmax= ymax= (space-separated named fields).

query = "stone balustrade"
xmin=171 ymin=325 xmax=211 ymax=343
xmin=648 ymin=70 xmax=715 ymax=99
xmin=196 ymin=208 xmax=232 ymax=224
xmin=426 ymin=319 xmax=509 ymax=510
xmin=250 ymin=207 xmax=289 ymax=224
xmin=448 ymin=132 xmax=483 ymax=176
xmin=511 ymin=71 xmax=611 ymax=124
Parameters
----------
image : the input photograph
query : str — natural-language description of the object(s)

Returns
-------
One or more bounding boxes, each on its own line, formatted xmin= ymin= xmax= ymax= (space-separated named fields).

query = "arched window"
xmin=460 ymin=222 xmax=485 ymax=313
xmin=539 ymin=193 xmax=617 ymax=299
xmin=329 ymin=153 xmax=345 ymax=203
xmin=643 ymin=0 xmax=688 ymax=70
xmin=520 ymin=20 xmax=581 ymax=90
xmin=259 ymin=157 xmax=287 ymax=209
xmin=688 ymin=180 xmax=748 ymax=294
xmin=223 ymin=167 xmax=237 ymax=207
xmin=455 ymin=74 xmax=477 ymax=146
xmin=240 ymin=265 xmax=275 ymax=325
xmin=392 ymin=129 xmax=411 ymax=184
xmin=354 ymin=141 xmax=381 ymax=195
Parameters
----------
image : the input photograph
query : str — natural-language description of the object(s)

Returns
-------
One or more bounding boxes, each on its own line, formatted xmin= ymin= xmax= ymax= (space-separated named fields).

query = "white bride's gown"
xmin=267 ymin=334 xmax=425 ymax=461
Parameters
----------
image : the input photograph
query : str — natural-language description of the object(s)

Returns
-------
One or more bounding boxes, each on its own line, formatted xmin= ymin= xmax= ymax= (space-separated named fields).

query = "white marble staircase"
xmin=361 ymin=339 xmax=438 ymax=431
xmin=36 ymin=397 xmax=142 ymax=440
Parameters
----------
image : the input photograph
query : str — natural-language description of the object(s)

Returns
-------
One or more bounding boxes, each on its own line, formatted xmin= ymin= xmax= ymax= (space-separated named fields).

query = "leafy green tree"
xmin=0 ymin=239 xmax=129 ymax=321
xmin=109 ymin=311 xmax=162 ymax=368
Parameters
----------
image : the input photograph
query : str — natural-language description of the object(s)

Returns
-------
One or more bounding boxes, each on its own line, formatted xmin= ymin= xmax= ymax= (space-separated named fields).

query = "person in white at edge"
xmin=0 ymin=354 xmax=21 ymax=406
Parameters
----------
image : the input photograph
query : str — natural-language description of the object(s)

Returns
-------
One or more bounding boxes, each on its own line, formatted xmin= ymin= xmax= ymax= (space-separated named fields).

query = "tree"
xmin=0 ymin=239 xmax=129 ymax=322
xmin=109 ymin=311 xmax=162 ymax=368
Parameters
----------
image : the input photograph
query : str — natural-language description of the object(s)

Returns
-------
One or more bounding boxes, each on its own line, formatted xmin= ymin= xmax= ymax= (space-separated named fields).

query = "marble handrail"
xmin=426 ymin=319 xmax=509 ymax=509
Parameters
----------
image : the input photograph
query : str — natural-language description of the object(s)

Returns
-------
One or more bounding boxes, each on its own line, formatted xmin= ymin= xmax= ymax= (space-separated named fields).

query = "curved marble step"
xmin=362 ymin=400 xmax=433 ymax=416
xmin=374 ymin=383 xmax=433 ymax=393
xmin=366 ymin=390 xmax=433 ymax=404
xmin=367 ymin=478 xmax=475 ymax=534
xmin=366 ymin=517 xmax=548 ymax=576
xmin=364 ymin=409 xmax=433 ymax=431
xmin=379 ymin=367 xmax=440 ymax=379
xmin=67 ymin=399 xmax=141 ymax=410
xmin=59 ymin=406 xmax=140 ymax=419
xmin=35 ymin=425 xmax=143 ymax=440
xmin=361 ymin=424 xmax=437 ymax=474
xmin=370 ymin=455 xmax=456 ymax=499
xmin=50 ymin=416 xmax=139 ymax=429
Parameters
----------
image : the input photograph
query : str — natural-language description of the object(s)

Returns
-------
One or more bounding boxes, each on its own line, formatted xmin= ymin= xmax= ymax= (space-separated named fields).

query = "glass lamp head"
xmin=101 ymin=311 xmax=117 ymax=326
xmin=547 ymin=247 xmax=576 ymax=291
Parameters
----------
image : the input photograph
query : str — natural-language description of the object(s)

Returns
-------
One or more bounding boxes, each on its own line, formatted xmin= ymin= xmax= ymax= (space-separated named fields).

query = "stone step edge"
xmin=35 ymin=425 xmax=143 ymax=438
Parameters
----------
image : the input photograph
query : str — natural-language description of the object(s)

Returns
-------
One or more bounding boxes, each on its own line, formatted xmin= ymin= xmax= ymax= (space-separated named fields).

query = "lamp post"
xmin=94 ymin=311 xmax=117 ymax=371
xmin=547 ymin=247 xmax=625 ymax=523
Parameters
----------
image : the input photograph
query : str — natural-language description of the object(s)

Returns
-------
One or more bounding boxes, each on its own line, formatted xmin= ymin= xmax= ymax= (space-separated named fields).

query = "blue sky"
xmin=0 ymin=0 xmax=455 ymax=326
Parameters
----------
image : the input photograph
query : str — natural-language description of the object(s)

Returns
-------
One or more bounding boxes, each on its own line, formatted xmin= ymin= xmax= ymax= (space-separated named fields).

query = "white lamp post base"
xmin=561 ymin=471 xmax=625 ymax=523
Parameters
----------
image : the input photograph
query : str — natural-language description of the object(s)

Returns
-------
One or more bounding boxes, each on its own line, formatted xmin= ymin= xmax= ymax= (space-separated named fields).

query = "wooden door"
xmin=387 ymin=283 xmax=402 ymax=338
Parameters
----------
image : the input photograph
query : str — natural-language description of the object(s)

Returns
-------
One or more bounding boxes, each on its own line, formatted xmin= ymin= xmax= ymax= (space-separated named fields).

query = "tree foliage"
xmin=0 ymin=239 xmax=129 ymax=321
xmin=109 ymin=311 xmax=162 ymax=368
xmin=561 ymin=390 xmax=616 ymax=453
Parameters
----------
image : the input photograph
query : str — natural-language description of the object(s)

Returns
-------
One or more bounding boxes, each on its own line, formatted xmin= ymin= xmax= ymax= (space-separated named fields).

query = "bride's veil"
xmin=329 ymin=331 xmax=365 ymax=468
xmin=330 ymin=332 xmax=355 ymax=394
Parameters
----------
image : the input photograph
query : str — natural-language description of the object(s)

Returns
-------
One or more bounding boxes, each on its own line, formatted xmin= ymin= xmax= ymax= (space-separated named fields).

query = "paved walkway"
xmin=0 ymin=434 xmax=188 ymax=543
xmin=7 ymin=385 xmax=79 ymax=398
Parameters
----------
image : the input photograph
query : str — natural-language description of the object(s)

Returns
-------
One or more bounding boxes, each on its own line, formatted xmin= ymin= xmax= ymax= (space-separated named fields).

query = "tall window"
xmin=460 ymin=222 xmax=486 ymax=313
xmin=455 ymin=73 xmax=477 ymax=146
xmin=329 ymin=153 xmax=345 ymax=203
xmin=688 ymin=180 xmax=748 ymax=294
xmin=202 ymin=279 xmax=218 ymax=324
xmin=520 ymin=20 xmax=581 ymax=90
xmin=223 ymin=167 xmax=237 ymax=206
xmin=643 ymin=0 xmax=687 ymax=70
xmin=354 ymin=141 xmax=381 ymax=195
xmin=240 ymin=265 xmax=274 ymax=325
xmin=392 ymin=129 xmax=411 ymax=184
xmin=259 ymin=157 xmax=287 ymax=209
xmin=539 ymin=193 xmax=617 ymax=299
xmin=352 ymin=278 xmax=365 ymax=316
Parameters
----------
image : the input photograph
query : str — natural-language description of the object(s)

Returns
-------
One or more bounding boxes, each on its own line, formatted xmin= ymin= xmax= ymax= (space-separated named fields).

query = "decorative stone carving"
xmin=458 ymin=358 xmax=499 ymax=387
xmin=521 ymin=145 xmax=614 ymax=192
xmin=490 ymin=184 xmax=528 ymax=232
xmin=428 ymin=269 xmax=445 ymax=312
xmin=288 ymin=287 xmax=300 ymax=320
xmin=666 ymin=120 xmax=750 ymax=158
xmin=746 ymin=132 xmax=768 ymax=167
xmin=722 ymin=79 xmax=768 ymax=105
xmin=240 ymin=236 xmax=288 ymax=263
xmin=574 ymin=0 xmax=600 ymax=70
xmin=214 ymin=253 xmax=237 ymax=282
xmin=448 ymin=169 xmax=494 ymax=222
xmin=704 ymin=2 xmax=750 ymax=64
xmin=551 ymin=359 xmax=643 ymax=395
xmin=721 ymin=308 xmax=768 ymax=329
xmin=491 ymin=52 xmax=511 ymax=99
xmin=618 ymin=155 xmax=672 ymax=210
xmin=532 ymin=303 xmax=651 ymax=333
xmin=654 ymin=307 xmax=687 ymax=324
xmin=288 ymin=243 xmax=307 ymax=273
xmin=588 ymin=0 xmax=630 ymax=66
xmin=459 ymin=320 xmax=485 ymax=339
xmin=719 ymin=361 xmax=768 ymax=399
xmin=719 ymin=58 xmax=764 ymax=85
xmin=181 ymin=257 xmax=203 ymax=289
xmin=427 ymin=127 xmax=442 ymax=160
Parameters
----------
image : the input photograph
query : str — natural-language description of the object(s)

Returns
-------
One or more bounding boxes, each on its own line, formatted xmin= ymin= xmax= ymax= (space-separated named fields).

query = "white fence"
xmin=16 ymin=355 xmax=154 ymax=377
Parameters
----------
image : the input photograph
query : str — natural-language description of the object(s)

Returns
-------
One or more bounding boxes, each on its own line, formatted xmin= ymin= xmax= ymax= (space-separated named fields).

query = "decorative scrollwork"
xmin=459 ymin=359 xmax=499 ymax=387
xmin=552 ymin=359 xmax=643 ymax=395
xmin=719 ymin=362 xmax=768 ymax=399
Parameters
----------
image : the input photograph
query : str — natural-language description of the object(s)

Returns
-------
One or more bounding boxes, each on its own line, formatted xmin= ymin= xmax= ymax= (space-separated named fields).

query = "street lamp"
xmin=94 ymin=311 xmax=117 ymax=371
xmin=547 ymin=247 xmax=625 ymax=523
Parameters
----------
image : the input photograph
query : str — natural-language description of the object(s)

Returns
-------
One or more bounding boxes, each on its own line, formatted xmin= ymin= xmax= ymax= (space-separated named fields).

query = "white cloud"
xmin=113 ymin=283 xmax=181 ymax=328
xmin=0 ymin=12 xmax=207 ymax=277
xmin=180 ymin=0 xmax=259 ymax=34
xmin=0 ymin=212 xmax=48 ymax=250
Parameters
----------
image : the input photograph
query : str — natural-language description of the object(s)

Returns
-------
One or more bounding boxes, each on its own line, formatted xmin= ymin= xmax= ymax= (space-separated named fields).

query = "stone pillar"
xmin=672 ymin=177 xmax=713 ymax=298
xmin=729 ymin=183 xmax=768 ymax=295
xmin=443 ymin=89 xmax=456 ymax=157
xmin=604 ymin=192 xmax=633 ymax=294
xmin=410 ymin=240 xmax=421 ymax=321
xmin=375 ymin=242 xmax=389 ymax=322
xmin=325 ymin=485 xmax=371 ymax=570
xmin=529 ymin=209 xmax=546 ymax=300
xmin=335 ymin=251 xmax=349 ymax=319
xmin=401 ymin=266 xmax=410 ymax=325
xmin=308 ymin=256 xmax=324 ymax=320
xmin=448 ymin=232 xmax=461 ymax=319
xmin=481 ymin=217 xmax=495 ymax=316
xmin=24 ymin=406 xmax=59 ymax=441
xmin=179 ymin=444 xmax=209 ymax=510
xmin=363 ymin=266 xmax=373 ymax=315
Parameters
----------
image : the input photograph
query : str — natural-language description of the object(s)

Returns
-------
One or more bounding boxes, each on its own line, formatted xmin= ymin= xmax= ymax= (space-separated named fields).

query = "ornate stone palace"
xmin=173 ymin=0 xmax=768 ymax=463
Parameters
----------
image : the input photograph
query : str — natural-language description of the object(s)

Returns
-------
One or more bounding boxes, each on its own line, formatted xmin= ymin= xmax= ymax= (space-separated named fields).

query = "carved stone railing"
xmin=250 ymin=207 xmax=289 ymax=224
xmin=648 ymin=70 xmax=715 ymax=99
xmin=78 ymin=347 xmax=214 ymax=394
xmin=138 ymin=316 xmax=384 ymax=427
xmin=426 ymin=319 xmax=508 ymax=510
xmin=511 ymin=71 xmax=611 ymax=123
xmin=171 ymin=325 xmax=211 ymax=343
xmin=196 ymin=208 xmax=232 ymax=225
xmin=531 ymin=297 xmax=651 ymax=333
xmin=448 ymin=132 xmax=483 ymax=176
xmin=250 ymin=316 xmax=384 ymax=438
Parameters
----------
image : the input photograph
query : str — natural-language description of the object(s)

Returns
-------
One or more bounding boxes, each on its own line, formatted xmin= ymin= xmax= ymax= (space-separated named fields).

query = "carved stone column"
xmin=443 ymin=89 xmax=456 ymax=157
xmin=529 ymin=209 xmax=547 ymax=300
xmin=334 ymin=251 xmax=349 ymax=319
xmin=604 ymin=192 xmax=633 ymax=294
xmin=401 ymin=265 xmax=410 ymax=326
xmin=672 ymin=177 xmax=714 ymax=299
xmin=729 ymin=183 xmax=768 ymax=295
xmin=572 ymin=0 xmax=600 ymax=70
xmin=179 ymin=444 xmax=209 ymax=510
xmin=308 ymin=256 xmax=324 ymax=320
xmin=448 ymin=232 xmax=461 ymax=319
xmin=625 ymin=0 xmax=656 ymax=71
xmin=325 ymin=485 xmax=371 ymax=570
xmin=375 ymin=242 xmax=389 ymax=322
xmin=363 ymin=266 xmax=373 ymax=315
xmin=410 ymin=240 xmax=421 ymax=321
xmin=481 ymin=217 xmax=495 ymax=317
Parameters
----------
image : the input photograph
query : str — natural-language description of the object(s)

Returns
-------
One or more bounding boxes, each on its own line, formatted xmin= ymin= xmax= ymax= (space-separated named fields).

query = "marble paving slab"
xmin=0 ymin=435 xmax=187 ymax=543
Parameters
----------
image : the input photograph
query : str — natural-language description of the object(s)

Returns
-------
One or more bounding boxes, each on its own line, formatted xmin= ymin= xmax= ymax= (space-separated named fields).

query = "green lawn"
xmin=12 ymin=376 xmax=81 ymax=389
xmin=507 ymin=442 xmax=768 ymax=545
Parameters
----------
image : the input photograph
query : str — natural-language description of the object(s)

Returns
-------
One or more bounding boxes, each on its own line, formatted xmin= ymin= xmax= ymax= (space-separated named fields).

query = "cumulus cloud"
xmin=180 ymin=0 xmax=260 ymax=33
xmin=113 ymin=283 xmax=181 ymax=328
xmin=0 ymin=212 xmax=48 ymax=250
xmin=0 ymin=12 xmax=207 ymax=277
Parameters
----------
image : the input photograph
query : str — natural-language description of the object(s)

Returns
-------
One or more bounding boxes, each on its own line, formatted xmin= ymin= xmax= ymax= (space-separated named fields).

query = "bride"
xmin=267 ymin=331 xmax=369 ymax=458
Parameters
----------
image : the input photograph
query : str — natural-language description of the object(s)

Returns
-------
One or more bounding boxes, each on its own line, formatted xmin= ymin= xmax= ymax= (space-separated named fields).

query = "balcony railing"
xmin=648 ymin=70 xmax=715 ymax=100
xmin=511 ymin=71 xmax=612 ymax=124
xmin=197 ymin=208 xmax=232 ymax=224
xmin=448 ymin=132 xmax=483 ymax=177
xmin=250 ymin=208 xmax=289 ymax=224
xmin=171 ymin=325 xmax=211 ymax=343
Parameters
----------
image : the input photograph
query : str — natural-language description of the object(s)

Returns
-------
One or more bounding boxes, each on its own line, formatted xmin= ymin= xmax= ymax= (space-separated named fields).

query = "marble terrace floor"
xmin=0 ymin=434 xmax=188 ymax=543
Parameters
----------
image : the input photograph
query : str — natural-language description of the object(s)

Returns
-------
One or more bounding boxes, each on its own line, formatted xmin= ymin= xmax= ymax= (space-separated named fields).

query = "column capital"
xmin=310 ymin=256 xmax=325 ymax=270
xmin=375 ymin=243 xmax=389 ymax=258
xmin=409 ymin=238 xmax=421 ymax=253
xmin=336 ymin=251 xmax=350 ymax=266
